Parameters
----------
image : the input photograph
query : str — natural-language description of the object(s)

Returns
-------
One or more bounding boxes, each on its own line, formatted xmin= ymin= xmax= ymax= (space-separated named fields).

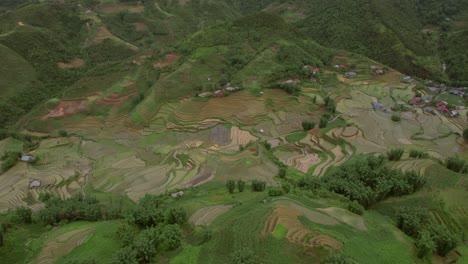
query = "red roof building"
xmin=435 ymin=101 xmax=447 ymax=108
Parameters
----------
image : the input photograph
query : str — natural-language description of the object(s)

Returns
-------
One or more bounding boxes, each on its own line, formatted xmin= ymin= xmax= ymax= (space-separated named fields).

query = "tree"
xmin=268 ymin=187 xmax=283 ymax=197
xmin=278 ymin=166 xmax=286 ymax=178
xmin=15 ymin=206 xmax=32 ymax=224
xmin=348 ymin=200 xmax=364 ymax=215
xmin=319 ymin=116 xmax=328 ymax=128
xmin=415 ymin=230 xmax=435 ymax=258
xmin=429 ymin=225 xmax=459 ymax=256
xmin=463 ymin=128 xmax=468 ymax=141
xmin=0 ymin=228 xmax=3 ymax=247
xmin=58 ymin=130 xmax=68 ymax=137
xmin=158 ymin=225 xmax=182 ymax=251
xmin=114 ymin=246 xmax=138 ymax=264
xmin=323 ymin=252 xmax=353 ymax=264
xmin=282 ymin=183 xmax=290 ymax=194
xmin=302 ymin=121 xmax=315 ymax=131
xmin=237 ymin=180 xmax=245 ymax=192
xmin=165 ymin=207 xmax=186 ymax=225
xmin=251 ymin=180 xmax=266 ymax=192
xmin=387 ymin=148 xmax=404 ymax=161
xmin=226 ymin=180 xmax=235 ymax=194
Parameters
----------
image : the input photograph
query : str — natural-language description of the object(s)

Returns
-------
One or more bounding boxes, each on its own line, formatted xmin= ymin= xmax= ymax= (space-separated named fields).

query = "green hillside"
xmin=0 ymin=1 xmax=467 ymax=264
xmin=0 ymin=43 xmax=36 ymax=98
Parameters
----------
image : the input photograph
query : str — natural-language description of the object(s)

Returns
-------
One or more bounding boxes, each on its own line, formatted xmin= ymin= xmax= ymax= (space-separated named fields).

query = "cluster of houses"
xmin=213 ymin=83 xmax=240 ymax=97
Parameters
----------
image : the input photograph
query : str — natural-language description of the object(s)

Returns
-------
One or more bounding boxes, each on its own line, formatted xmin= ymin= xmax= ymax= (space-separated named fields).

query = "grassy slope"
xmin=0 ymin=43 xmax=36 ymax=98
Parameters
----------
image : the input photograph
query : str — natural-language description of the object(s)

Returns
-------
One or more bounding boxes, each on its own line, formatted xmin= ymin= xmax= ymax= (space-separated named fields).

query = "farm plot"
xmin=33 ymin=226 xmax=95 ymax=264
xmin=262 ymin=206 xmax=343 ymax=250
xmin=318 ymin=207 xmax=367 ymax=231
xmin=275 ymin=145 xmax=321 ymax=173
xmin=220 ymin=126 xmax=258 ymax=152
xmin=189 ymin=205 xmax=233 ymax=226
xmin=213 ymin=151 xmax=279 ymax=186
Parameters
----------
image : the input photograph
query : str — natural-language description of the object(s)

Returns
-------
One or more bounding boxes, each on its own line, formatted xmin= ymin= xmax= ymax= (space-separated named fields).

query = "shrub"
xmin=281 ymin=183 xmax=290 ymax=194
xmin=165 ymin=207 xmax=186 ymax=225
xmin=268 ymin=187 xmax=283 ymax=197
xmin=409 ymin=149 xmax=430 ymax=159
xmin=251 ymin=180 xmax=266 ymax=192
xmin=280 ymin=83 xmax=301 ymax=95
xmin=302 ymin=121 xmax=315 ymax=131
xmin=226 ymin=180 xmax=235 ymax=194
xmin=58 ymin=130 xmax=68 ymax=137
xmin=428 ymin=225 xmax=459 ymax=256
xmin=391 ymin=114 xmax=401 ymax=122
xmin=446 ymin=156 xmax=467 ymax=173
xmin=278 ymin=166 xmax=287 ymax=179
xmin=464 ymin=128 xmax=468 ymax=141
xmin=415 ymin=230 xmax=435 ymax=258
xmin=319 ymin=116 xmax=328 ymax=128
xmin=237 ymin=180 xmax=245 ymax=192
xmin=263 ymin=141 xmax=271 ymax=151
xmin=347 ymin=200 xmax=364 ymax=215
xmin=15 ymin=206 xmax=32 ymax=224
xmin=387 ymin=148 xmax=404 ymax=161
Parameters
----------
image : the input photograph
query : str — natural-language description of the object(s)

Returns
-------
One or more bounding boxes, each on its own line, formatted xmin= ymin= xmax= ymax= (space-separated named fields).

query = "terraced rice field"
xmin=189 ymin=205 xmax=233 ymax=226
xmin=262 ymin=206 xmax=343 ymax=250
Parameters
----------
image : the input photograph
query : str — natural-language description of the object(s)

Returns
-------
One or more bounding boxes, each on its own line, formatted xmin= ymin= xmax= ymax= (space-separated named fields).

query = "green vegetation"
xmin=0 ymin=1 xmax=467 ymax=263
xmin=391 ymin=114 xmax=401 ymax=122
xmin=445 ymin=156 xmax=467 ymax=173
xmin=409 ymin=149 xmax=429 ymax=159
xmin=299 ymin=155 xmax=426 ymax=208
xmin=301 ymin=121 xmax=315 ymax=131
xmin=387 ymin=148 xmax=404 ymax=161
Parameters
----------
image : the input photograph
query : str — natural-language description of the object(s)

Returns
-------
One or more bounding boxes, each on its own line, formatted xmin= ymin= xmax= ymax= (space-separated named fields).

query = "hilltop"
xmin=0 ymin=1 xmax=467 ymax=264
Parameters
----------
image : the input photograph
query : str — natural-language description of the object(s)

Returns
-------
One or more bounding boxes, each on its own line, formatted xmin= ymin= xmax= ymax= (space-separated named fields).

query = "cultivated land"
xmin=0 ymin=1 xmax=467 ymax=263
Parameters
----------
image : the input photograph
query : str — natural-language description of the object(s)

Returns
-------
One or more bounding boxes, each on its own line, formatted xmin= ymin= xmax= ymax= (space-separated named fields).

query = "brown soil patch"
xmin=97 ymin=92 xmax=136 ymax=107
xmin=133 ymin=22 xmax=148 ymax=31
xmin=57 ymin=58 xmax=85 ymax=69
xmin=189 ymin=205 xmax=233 ymax=226
xmin=263 ymin=206 xmax=343 ymax=250
xmin=97 ymin=3 xmax=144 ymax=14
xmin=43 ymin=101 xmax=89 ymax=120
xmin=183 ymin=165 xmax=213 ymax=187
xmin=153 ymin=53 xmax=180 ymax=68
xmin=34 ymin=226 xmax=94 ymax=264
xmin=209 ymin=125 xmax=231 ymax=145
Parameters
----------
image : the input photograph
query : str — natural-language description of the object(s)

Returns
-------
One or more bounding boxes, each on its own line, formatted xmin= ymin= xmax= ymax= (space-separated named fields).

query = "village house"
xmin=214 ymin=90 xmax=224 ymax=96
xmin=373 ymin=69 xmax=384 ymax=75
xmin=29 ymin=180 xmax=41 ymax=189
xmin=423 ymin=97 xmax=432 ymax=104
xmin=396 ymin=101 xmax=406 ymax=106
xmin=435 ymin=101 xmax=447 ymax=108
xmin=450 ymin=110 xmax=459 ymax=117
xmin=410 ymin=97 xmax=421 ymax=105
xmin=171 ymin=191 xmax=184 ymax=198
xmin=20 ymin=155 xmax=36 ymax=163
xmin=345 ymin=72 xmax=357 ymax=78
xmin=312 ymin=68 xmax=320 ymax=74
xmin=439 ymin=106 xmax=449 ymax=114
xmin=401 ymin=76 xmax=413 ymax=83
xmin=371 ymin=102 xmax=385 ymax=110
xmin=428 ymin=87 xmax=439 ymax=93
xmin=423 ymin=107 xmax=436 ymax=115
xmin=334 ymin=64 xmax=346 ymax=69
